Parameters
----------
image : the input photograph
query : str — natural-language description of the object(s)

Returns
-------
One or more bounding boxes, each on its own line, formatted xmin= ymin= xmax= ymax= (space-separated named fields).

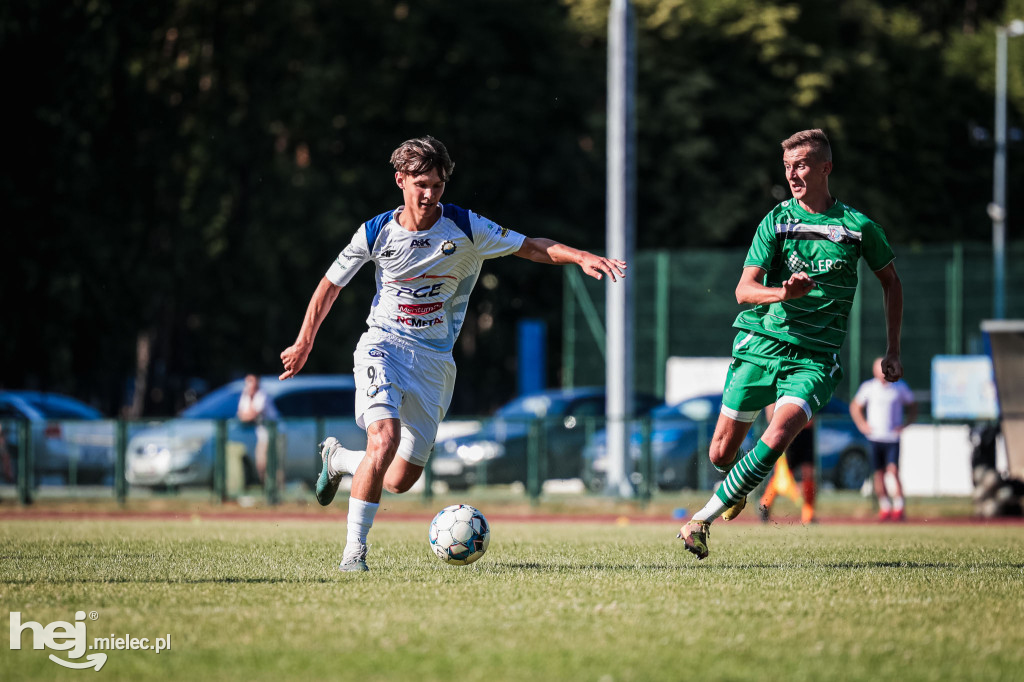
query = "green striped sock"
xmin=713 ymin=448 xmax=744 ymax=475
xmin=714 ymin=440 xmax=783 ymax=506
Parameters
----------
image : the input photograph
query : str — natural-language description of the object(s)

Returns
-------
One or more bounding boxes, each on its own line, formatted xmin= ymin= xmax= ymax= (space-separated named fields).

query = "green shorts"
xmin=721 ymin=331 xmax=843 ymax=423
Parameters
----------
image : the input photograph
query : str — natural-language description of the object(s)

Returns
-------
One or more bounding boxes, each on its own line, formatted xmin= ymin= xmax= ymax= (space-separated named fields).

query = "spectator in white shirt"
xmin=850 ymin=358 xmax=917 ymax=521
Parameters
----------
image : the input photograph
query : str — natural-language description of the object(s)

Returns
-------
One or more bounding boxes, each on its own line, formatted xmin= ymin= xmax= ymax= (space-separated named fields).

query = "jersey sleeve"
xmin=742 ymin=212 xmax=778 ymax=271
xmin=325 ymin=226 xmax=372 ymax=287
xmin=470 ymin=211 xmax=526 ymax=259
xmin=860 ymin=220 xmax=896 ymax=272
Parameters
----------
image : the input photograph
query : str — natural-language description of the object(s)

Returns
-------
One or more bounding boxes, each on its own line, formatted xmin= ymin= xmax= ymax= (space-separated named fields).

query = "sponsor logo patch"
xmin=787 ymin=252 xmax=810 ymax=273
xmin=398 ymin=302 xmax=444 ymax=315
xmin=368 ymin=349 xmax=385 ymax=358
xmin=411 ymin=238 xmax=431 ymax=248
xmin=395 ymin=315 xmax=444 ymax=328
xmin=380 ymin=248 xmax=396 ymax=258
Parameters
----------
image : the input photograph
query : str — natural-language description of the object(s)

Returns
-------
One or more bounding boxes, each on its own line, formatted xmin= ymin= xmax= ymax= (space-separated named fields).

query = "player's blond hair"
xmin=390 ymin=136 xmax=455 ymax=182
xmin=781 ymin=129 xmax=832 ymax=163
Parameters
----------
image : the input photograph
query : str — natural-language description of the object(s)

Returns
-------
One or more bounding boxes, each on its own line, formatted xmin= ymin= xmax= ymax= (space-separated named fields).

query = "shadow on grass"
xmin=0 ymin=576 xmax=340 ymax=584
xmin=491 ymin=560 xmax=1024 ymax=571
xmin=688 ymin=561 xmax=1024 ymax=570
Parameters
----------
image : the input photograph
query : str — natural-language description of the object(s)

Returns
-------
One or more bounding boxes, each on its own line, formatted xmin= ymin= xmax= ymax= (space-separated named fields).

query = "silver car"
xmin=126 ymin=375 xmax=366 ymax=489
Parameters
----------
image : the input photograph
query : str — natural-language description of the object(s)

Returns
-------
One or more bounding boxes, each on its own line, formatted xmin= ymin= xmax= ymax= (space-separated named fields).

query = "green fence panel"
xmin=564 ymin=243 xmax=1024 ymax=405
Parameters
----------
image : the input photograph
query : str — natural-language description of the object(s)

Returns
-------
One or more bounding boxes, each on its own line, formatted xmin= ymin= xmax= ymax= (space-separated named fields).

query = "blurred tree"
xmin=1 ymin=0 xmax=1020 ymax=416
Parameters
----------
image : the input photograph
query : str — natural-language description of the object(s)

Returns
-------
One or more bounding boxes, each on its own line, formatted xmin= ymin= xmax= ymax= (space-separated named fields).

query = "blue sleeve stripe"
xmin=442 ymin=204 xmax=474 ymax=242
xmin=364 ymin=209 xmax=395 ymax=251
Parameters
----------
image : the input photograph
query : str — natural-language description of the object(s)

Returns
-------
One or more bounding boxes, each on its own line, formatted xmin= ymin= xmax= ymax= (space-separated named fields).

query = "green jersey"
xmin=733 ymin=198 xmax=895 ymax=353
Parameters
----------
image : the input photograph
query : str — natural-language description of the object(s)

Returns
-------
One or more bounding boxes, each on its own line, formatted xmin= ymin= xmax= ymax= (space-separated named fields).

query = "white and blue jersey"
xmin=326 ymin=203 xmax=526 ymax=353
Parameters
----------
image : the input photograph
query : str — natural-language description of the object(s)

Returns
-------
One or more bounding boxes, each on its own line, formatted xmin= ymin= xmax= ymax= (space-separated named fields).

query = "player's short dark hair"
xmin=390 ymin=136 xmax=455 ymax=182
xmin=781 ymin=129 xmax=832 ymax=163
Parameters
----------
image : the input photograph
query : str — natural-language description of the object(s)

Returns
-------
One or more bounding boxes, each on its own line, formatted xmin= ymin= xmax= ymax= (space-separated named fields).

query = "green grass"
xmin=1 ymin=518 xmax=1022 ymax=681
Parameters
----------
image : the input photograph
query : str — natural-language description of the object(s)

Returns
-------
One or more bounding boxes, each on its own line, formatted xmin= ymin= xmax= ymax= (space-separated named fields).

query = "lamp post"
xmin=990 ymin=19 xmax=1024 ymax=320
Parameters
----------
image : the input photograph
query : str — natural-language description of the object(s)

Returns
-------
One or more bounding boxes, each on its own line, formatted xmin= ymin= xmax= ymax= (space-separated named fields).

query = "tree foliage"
xmin=2 ymin=0 xmax=1021 ymax=415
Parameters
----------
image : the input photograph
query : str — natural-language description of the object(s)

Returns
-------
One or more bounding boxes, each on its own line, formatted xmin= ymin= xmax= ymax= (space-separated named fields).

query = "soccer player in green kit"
xmin=679 ymin=129 xmax=904 ymax=559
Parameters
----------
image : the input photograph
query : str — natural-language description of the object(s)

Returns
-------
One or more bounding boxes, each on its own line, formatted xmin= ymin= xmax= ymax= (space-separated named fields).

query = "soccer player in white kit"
xmin=279 ymin=136 xmax=626 ymax=571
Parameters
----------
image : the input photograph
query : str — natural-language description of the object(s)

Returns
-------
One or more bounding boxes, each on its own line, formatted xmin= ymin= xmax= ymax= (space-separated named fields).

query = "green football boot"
xmin=315 ymin=437 xmax=344 ymax=507
xmin=678 ymin=520 xmax=711 ymax=560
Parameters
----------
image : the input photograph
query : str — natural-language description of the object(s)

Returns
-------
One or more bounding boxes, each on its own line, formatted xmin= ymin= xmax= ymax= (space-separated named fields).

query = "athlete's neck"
xmin=797 ymin=194 xmax=836 ymax=215
xmin=397 ymin=204 xmax=441 ymax=232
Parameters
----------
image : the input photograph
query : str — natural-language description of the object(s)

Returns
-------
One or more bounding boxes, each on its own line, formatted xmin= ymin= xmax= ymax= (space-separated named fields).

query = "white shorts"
xmin=352 ymin=329 xmax=456 ymax=466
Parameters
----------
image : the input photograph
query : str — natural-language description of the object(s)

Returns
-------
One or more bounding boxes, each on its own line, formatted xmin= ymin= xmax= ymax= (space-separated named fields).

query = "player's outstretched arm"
xmin=735 ymin=266 xmax=816 ymax=305
xmin=279 ymin=277 xmax=342 ymax=380
xmin=514 ymin=237 xmax=627 ymax=282
xmin=874 ymin=263 xmax=904 ymax=382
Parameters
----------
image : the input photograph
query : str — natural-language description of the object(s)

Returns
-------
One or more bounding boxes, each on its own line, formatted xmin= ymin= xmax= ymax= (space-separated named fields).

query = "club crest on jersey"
xmin=441 ymin=240 xmax=457 ymax=255
xmin=411 ymin=238 xmax=431 ymax=248
xmin=827 ymin=226 xmax=843 ymax=243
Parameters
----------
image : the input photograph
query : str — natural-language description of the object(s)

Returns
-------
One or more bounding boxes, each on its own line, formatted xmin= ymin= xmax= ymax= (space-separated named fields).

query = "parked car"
xmin=431 ymin=387 xmax=662 ymax=489
xmin=582 ymin=393 xmax=872 ymax=492
xmin=0 ymin=391 xmax=114 ymax=484
xmin=813 ymin=397 xmax=873 ymax=489
xmin=583 ymin=393 xmax=752 ymax=492
xmin=126 ymin=375 xmax=365 ymax=489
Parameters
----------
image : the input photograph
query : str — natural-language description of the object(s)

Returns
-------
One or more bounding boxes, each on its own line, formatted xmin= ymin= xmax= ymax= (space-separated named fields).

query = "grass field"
xmin=2 ymin=513 xmax=1022 ymax=682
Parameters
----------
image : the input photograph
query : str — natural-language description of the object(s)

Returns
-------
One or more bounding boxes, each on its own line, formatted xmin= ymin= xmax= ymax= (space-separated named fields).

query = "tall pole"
xmin=605 ymin=0 xmax=637 ymax=497
xmin=991 ymin=20 xmax=1024 ymax=320
xmin=992 ymin=26 xmax=1009 ymax=320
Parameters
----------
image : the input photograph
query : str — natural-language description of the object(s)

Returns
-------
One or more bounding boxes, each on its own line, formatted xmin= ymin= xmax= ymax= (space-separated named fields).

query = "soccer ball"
xmin=428 ymin=504 xmax=490 ymax=565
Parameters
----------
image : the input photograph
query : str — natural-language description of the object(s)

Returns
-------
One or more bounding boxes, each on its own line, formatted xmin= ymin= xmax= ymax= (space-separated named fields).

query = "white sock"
xmin=692 ymin=495 xmax=728 ymax=523
xmin=329 ymin=446 xmax=366 ymax=476
xmin=346 ymin=497 xmax=379 ymax=550
xmin=893 ymin=496 xmax=904 ymax=512
xmin=878 ymin=496 xmax=892 ymax=512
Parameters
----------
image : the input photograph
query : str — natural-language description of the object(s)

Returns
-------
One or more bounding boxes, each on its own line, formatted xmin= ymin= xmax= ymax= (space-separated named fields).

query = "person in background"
xmin=237 ymin=374 xmax=279 ymax=485
xmin=850 ymin=357 xmax=917 ymax=521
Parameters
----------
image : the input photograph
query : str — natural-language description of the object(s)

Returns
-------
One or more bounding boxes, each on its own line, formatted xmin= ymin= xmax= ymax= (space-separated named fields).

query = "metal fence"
xmin=2 ymin=411 xmax=879 ymax=506
xmin=563 ymin=242 xmax=1024 ymax=403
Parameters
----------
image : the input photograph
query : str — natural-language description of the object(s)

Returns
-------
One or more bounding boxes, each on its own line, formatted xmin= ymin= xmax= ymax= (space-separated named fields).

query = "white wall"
xmin=665 ymin=357 xmax=732 ymax=405
xmin=898 ymin=424 xmax=1007 ymax=496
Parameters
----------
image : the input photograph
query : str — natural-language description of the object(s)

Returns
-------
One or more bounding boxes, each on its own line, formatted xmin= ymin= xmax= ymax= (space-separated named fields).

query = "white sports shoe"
xmin=339 ymin=544 xmax=369 ymax=572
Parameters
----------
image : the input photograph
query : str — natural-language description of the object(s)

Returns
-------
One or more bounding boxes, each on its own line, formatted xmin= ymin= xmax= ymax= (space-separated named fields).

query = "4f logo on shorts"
xmin=411 ymin=238 xmax=431 ymax=248
xmin=368 ymin=349 xmax=385 ymax=358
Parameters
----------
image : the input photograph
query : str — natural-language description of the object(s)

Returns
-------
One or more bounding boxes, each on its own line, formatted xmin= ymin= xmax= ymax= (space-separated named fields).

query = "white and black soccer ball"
xmin=428 ymin=504 xmax=490 ymax=565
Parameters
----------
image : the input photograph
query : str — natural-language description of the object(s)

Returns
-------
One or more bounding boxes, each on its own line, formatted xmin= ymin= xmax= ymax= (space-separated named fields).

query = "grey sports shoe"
xmin=339 ymin=544 xmax=369 ymax=572
xmin=315 ymin=437 xmax=344 ymax=506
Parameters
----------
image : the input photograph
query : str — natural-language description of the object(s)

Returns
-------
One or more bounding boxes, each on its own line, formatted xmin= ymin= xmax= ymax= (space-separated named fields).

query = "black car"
xmin=430 ymin=387 xmax=661 ymax=489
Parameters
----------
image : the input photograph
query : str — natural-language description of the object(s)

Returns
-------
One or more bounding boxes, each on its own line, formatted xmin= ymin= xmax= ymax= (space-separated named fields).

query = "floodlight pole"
xmin=991 ymin=19 xmax=1024 ymax=320
xmin=605 ymin=0 xmax=637 ymax=497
